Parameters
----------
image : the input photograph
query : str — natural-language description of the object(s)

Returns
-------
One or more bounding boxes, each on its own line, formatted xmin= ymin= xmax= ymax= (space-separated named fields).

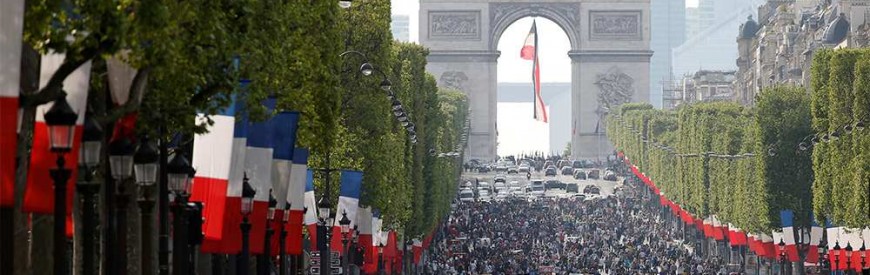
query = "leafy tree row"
xmin=810 ymin=49 xmax=870 ymax=228
xmin=606 ymin=86 xmax=815 ymax=234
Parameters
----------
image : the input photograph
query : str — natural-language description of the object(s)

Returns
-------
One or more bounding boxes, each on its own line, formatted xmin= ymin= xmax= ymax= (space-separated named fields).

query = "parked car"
xmin=566 ymin=183 xmax=579 ymax=193
xmin=587 ymin=169 xmax=600 ymax=179
xmin=545 ymin=179 xmax=565 ymax=190
xmin=583 ymin=185 xmax=601 ymax=195
xmin=561 ymin=166 xmax=574 ymax=175
xmin=603 ymin=170 xmax=618 ymax=181
xmin=573 ymin=170 xmax=587 ymax=180
xmin=544 ymin=167 xmax=557 ymax=176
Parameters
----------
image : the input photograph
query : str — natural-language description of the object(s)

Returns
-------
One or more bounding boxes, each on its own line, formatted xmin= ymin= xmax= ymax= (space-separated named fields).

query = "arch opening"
xmin=496 ymin=17 xmax=572 ymax=157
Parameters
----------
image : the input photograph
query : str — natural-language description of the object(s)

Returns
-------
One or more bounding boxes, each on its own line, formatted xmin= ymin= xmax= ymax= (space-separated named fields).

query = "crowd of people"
xmin=422 ymin=178 xmax=731 ymax=274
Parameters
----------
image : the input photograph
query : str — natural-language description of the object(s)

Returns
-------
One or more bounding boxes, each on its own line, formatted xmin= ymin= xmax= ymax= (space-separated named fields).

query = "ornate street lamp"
xmin=109 ymin=137 xmax=135 ymax=274
xmin=279 ymin=204 xmax=292 ymax=275
xmin=259 ymin=191 xmax=277 ymax=275
xmin=845 ymin=243 xmax=853 ymax=272
xmin=834 ymin=242 xmax=842 ymax=271
xmin=778 ymin=239 xmax=787 ymax=273
xmin=359 ymin=63 xmax=374 ymax=76
xmin=77 ymin=116 xmax=102 ymax=275
xmin=860 ymin=242 xmax=866 ymax=271
xmin=339 ymin=212 xmax=351 ymax=274
xmin=167 ymin=153 xmax=192 ymax=274
xmin=377 ymin=242 xmax=385 ymax=275
xmin=134 ymin=139 xmax=158 ymax=275
xmin=44 ymin=97 xmax=77 ymax=275
xmin=239 ymin=174 xmax=256 ymax=275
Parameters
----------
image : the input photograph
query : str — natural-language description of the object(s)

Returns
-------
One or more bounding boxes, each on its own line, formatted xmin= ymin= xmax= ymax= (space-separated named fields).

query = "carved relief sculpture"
xmin=440 ymin=71 xmax=469 ymax=92
xmin=594 ymin=67 xmax=635 ymax=131
xmin=589 ymin=11 xmax=642 ymax=41
xmin=429 ymin=11 xmax=481 ymax=40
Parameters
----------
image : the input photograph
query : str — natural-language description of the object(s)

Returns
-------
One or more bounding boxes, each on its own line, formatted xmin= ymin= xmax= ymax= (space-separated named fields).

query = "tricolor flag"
xmin=711 ymin=216 xmax=725 ymax=241
xmin=412 ymin=238 xmax=423 ymax=265
xmin=285 ymin=148 xmax=309 ymax=255
xmin=365 ymin=209 xmax=382 ymax=274
xmin=805 ymin=215 xmax=823 ymax=263
xmin=24 ymin=53 xmax=93 ymax=237
xmin=246 ymin=98 xmax=276 ymax=254
xmin=356 ymin=207 xmax=374 ymax=271
xmin=303 ymin=169 xmax=318 ymax=247
xmin=0 ymin=0 xmax=24 ymax=207
xmin=331 ymin=170 xmax=363 ymax=253
xmin=520 ymin=20 xmax=548 ymax=123
xmin=270 ymin=111 xmax=300 ymax=255
xmin=106 ymin=54 xmax=141 ymax=141
xmin=778 ymin=210 xmax=799 ymax=262
xmin=759 ymin=233 xmax=775 ymax=259
xmin=190 ymin=99 xmax=238 ymax=245
xmin=200 ymin=88 xmax=248 ymax=253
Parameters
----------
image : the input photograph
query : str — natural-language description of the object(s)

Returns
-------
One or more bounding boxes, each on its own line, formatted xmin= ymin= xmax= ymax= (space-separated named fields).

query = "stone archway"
xmin=421 ymin=0 xmax=652 ymax=161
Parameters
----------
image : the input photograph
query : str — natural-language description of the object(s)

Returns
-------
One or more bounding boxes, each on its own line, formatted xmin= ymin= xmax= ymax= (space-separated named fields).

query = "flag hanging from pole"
xmin=520 ymin=19 xmax=548 ymax=123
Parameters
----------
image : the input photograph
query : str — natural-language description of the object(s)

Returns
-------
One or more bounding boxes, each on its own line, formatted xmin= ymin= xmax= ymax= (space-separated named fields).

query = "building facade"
xmin=663 ymin=70 xmax=736 ymax=110
xmin=733 ymin=0 xmax=870 ymax=106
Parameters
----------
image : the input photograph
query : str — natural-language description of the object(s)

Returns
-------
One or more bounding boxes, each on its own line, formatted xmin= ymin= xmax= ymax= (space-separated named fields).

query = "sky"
xmin=390 ymin=0 xmax=696 ymax=156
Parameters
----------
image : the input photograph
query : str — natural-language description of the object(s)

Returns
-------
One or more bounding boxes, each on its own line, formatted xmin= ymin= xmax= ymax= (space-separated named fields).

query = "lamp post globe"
xmin=44 ymin=97 xmax=78 ymax=152
xmin=318 ymin=198 xmax=331 ymax=222
xmin=380 ymin=79 xmax=392 ymax=92
xmin=109 ymin=138 xmax=135 ymax=180
xmin=360 ymin=63 xmax=374 ymax=76
xmin=241 ymin=174 xmax=256 ymax=216
xmin=338 ymin=0 xmax=352 ymax=9
xmin=134 ymin=139 xmax=159 ymax=187
xmin=166 ymin=153 xmax=192 ymax=195
xmin=339 ymin=211 xmax=351 ymax=235
xmin=80 ymin=117 xmax=102 ymax=169
xmin=238 ymin=175 xmax=255 ymax=275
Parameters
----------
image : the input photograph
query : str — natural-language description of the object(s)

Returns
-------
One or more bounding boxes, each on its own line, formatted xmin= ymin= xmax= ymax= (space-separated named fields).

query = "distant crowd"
xmin=421 ymin=179 xmax=731 ymax=274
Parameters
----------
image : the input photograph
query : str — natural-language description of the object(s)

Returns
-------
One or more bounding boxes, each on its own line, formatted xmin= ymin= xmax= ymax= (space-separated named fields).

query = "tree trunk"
xmin=14 ymin=39 xmax=40 ymax=275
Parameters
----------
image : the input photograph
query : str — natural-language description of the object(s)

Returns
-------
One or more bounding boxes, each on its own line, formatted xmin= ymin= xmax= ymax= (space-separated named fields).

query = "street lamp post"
xmin=167 ymin=153 xmax=192 ymax=275
xmin=778 ymin=239 xmax=786 ymax=275
xmin=279 ymin=204 xmax=291 ymax=275
xmin=834 ymin=242 xmax=842 ymax=272
xmin=845 ymin=243 xmax=853 ymax=275
xmin=259 ymin=192 xmax=277 ymax=275
xmin=317 ymin=192 xmax=333 ymax=275
xmin=134 ymin=139 xmax=159 ymax=275
xmin=339 ymin=212 xmax=351 ymax=275
xmin=44 ymin=97 xmax=78 ymax=275
xmin=377 ymin=242 xmax=385 ymax=275
xmin=818 ymin=241 xmax=828 ymax=274
xmin=239 ymin=174 xmax=256 ymax=275
xmin=860 ymin=242 xmax=867 ymax=272
xmin=77 ymin=117 xmax=102 ymax=275
xmin=109 ymin=138 xmax=135 ymax=275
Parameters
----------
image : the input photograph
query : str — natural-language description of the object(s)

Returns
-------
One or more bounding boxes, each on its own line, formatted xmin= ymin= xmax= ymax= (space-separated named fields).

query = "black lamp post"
xmin=318 ymin=197 xmax=333 ymax=275
xmin=44 ymin=97 xmax=78 ymax=275
xmin=834 ymin=242 xmax=842 ymax=272
xmin=860 ymin=242 xmax=867 ymax=271
xmin=845 ymin=243 xmax=853 ymax=274
xmin=258 ymin=192 xmax=277 ymax=275
xmin=279 ymin=204 xmax=291 ymax=275
xmin=239 ymin=174 xmax=256 ymax=275
xmin=778 ymin=239 xmax=786 ymax=275
xmin=109 ymin=138 xmax=135 ymax=275
xmin=167 ymin=153 xmax=192 ymax=275
xmin=818 ymin=241 xmax=828 ymax=273
xmin=134 ymin=139 xmax=159 ymax=275
xmin=339 ymin=212 xmax=351 ymax=275
xmin=377 ymin=242 xmax=385 ymax=275
xmin=77 ymin=116 xmax=102 ymax=275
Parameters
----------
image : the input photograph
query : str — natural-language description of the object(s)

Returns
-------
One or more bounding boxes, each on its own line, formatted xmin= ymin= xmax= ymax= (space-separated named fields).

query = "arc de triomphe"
xmin=420 ymin=0 xmax=651 ymax=161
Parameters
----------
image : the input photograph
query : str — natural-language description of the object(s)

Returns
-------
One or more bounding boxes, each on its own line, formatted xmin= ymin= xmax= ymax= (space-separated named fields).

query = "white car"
xmin=459 ymin=188 xmax=475 ymax=202
xmin=478 ymin=191 xmax=492 ymax=202
xmin=518 ymin=165 xmax=530 ymax=173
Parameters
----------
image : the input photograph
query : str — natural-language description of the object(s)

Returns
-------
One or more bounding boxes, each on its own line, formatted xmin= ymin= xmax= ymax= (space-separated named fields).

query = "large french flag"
xmin=190 ymin=100 xmax=237 ymax=246
xmin=246 ymin=98 xmax=276 ymax=254
xmin=778 ymin=210 xmax=800 ymax=262
xmin=269 ymin=112 xmax=300 ymax=255
xmin=758 ymin=233 xmax=775 ymax=259
xmin=519 ymin=19 xmax=548 ymax=123
xmin=303 ymin=169 xmax=318 ymax=247
xmin=24 ymin=53 xmax=92 ymax=237
xmin=805 ymin=216 xmax=823 ymax=263
xmin=284 ymin=148 xmax=308 ymax=255
xmin=200 ymin=86 xmax=248 ymax=254
xmin=356 ymin=207 xmax=374 ymax=271
xmin=364 ymin=209 xmax=382 ymax=274
xmin=331 ymin=170 xmax=363 ymax=253
xmin=0 ymin=0 xmax=24 ymax=207
xmin=105 ymin=55 xmax=140 ymax=141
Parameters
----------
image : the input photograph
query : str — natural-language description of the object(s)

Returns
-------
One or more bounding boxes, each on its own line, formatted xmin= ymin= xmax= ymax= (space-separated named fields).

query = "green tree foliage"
xmin=810 ymin=49 xmax=870 ymax=228
xmin=607 ymin=89 xmax=815 ymax=233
